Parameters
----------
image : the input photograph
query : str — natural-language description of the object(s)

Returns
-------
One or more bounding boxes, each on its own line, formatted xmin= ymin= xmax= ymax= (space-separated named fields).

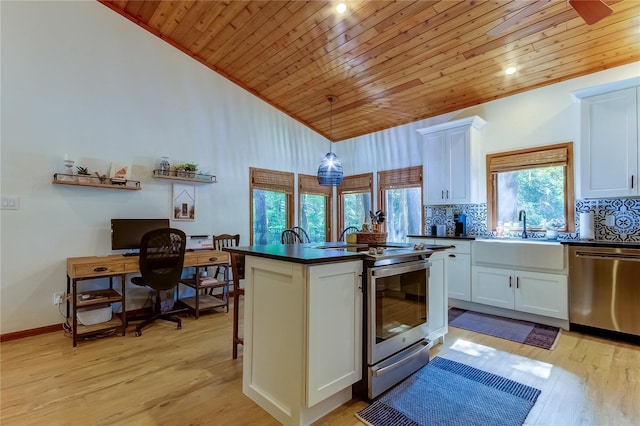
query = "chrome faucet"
xmin=518 ymin=210 xmax=528 ymax=239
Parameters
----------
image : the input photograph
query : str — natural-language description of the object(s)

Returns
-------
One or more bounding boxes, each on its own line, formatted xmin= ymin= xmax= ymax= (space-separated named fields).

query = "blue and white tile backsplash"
xmin=425 ymin=198 xmax=640 ymax=242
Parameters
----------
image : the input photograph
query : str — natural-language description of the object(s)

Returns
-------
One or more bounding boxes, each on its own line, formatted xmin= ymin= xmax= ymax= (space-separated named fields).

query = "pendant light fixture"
xmin=317 ymin=95 xmax=343 ymax=186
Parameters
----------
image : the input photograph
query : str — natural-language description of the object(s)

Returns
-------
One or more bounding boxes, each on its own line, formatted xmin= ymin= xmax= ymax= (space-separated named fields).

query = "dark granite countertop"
xmin=560 ymin=239 xmax=640 ymax=249
xmin=224 ymin=242 xmax=453 ymax=265
xmin=224 ymin=243 xmax=366 ymax=265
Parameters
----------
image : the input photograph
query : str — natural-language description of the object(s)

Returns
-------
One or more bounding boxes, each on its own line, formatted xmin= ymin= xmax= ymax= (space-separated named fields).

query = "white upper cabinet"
xmin=574 ymin=79 xmax=640 ymax=198
xmin=418 ymin=116 xmax=486 ymax=205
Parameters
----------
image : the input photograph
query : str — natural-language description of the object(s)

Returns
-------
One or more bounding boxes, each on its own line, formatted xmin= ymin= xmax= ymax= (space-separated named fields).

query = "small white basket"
xmin=77 ymin=305 xmax=112 ymax=325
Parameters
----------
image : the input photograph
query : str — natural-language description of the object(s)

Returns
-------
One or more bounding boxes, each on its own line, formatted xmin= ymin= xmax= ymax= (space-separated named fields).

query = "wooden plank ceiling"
xmin=100 ymin=0 xmax=640 ymax=142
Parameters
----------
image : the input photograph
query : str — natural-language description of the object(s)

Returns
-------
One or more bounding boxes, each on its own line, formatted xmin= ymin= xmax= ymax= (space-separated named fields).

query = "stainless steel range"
xmin=353 ymin=245 xmax=434 ymax=399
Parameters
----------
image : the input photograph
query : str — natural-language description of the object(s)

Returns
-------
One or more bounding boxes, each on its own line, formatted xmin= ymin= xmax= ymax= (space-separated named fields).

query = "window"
xmin=487 ymin=142 xmax=575 ymax=233
xmin=337 ymin=173 xmax=373 ymax=237
xmin=250 ymin=167 xmax=294 ymax=244
xmin=378 ymin=166 xmax=423 ymax=242
xmin=298 ymin=174 xmax=332 ymax=243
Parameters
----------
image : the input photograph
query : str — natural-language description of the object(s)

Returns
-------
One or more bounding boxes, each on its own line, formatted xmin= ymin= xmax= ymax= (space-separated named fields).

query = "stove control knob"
xmin=376 ymin=247 xmax=384 ymax=254
xmin=368 ymin=248 xmax=377 ymax=255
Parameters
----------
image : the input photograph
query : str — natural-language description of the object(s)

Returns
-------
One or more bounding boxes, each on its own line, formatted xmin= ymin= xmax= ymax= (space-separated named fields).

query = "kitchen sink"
xmin=475 ymin=237 xmax=561 ymax=245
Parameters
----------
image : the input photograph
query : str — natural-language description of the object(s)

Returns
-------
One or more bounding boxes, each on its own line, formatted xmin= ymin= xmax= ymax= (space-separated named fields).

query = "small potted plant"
xmin=76 ymin=166 xmax=91 ymax=184
xmin=184 ymin=163 xmax=198 ymax=179
xmin=175 ymin=164 xmax=187 ymax=178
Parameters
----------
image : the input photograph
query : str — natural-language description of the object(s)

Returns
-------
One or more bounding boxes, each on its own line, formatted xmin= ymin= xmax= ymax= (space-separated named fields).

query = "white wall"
xmin=1 ymin=0 xmax=638 ymax=334
xmin=340 ymin=63 xmax=640 ymax=203
xmin=0 ymin=1 xmax=327 ymax=333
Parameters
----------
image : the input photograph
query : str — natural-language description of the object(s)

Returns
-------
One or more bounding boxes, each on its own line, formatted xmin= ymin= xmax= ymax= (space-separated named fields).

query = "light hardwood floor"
xmin=1 ymin=302 xmax=639 ymax=425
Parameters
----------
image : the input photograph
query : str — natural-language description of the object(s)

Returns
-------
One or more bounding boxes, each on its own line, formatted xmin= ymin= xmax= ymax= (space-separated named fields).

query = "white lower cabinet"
xmin=472 ymin=266 xmax=568 ymax=320
xmin=243 ymin=257 xmax=362 ymax=425
xmin=444 ymin=244 xmax=471 ymax=302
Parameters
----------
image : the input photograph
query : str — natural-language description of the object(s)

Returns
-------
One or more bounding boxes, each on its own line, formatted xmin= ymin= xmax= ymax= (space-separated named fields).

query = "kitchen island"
xmin=224 ymin=243 xmax=366 ymax=426
xmin=224 ymin=242 xmax=445 ymax=425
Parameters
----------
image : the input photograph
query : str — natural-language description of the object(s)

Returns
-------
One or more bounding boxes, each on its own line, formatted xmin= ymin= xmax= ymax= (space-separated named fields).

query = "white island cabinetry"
xmin=242 ymin=256 xmax=362 ymax=426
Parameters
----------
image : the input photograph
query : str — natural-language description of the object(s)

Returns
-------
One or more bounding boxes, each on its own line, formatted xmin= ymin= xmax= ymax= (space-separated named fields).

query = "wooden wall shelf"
xmin=53 ymin=173 xmax=141 ymax=190
xmin=153 ymin=169 xmax=217 ymax=183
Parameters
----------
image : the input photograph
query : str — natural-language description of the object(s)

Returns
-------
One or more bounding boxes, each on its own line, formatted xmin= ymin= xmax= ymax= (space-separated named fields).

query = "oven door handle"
xmin=371 ymin=340 xmax=432 ymax=377
xmin=370 ymin=260 xmax=430 ymax=278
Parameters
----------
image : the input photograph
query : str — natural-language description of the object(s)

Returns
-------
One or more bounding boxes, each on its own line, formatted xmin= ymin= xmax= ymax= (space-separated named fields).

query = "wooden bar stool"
xmin=231 ymin=252 xmax=245 ymax=359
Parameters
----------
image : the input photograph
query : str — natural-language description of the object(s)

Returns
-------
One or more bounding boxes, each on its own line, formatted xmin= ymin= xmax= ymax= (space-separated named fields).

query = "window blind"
xmin=250 ymin=167 xmax=294 ymax=194
xmin=488 ymin=144 xmax=570 ymax=173
xmin=299 ymin=174 xmax=332 ymax=196
xmin=378 ymin=166 xmax=422 ymax=189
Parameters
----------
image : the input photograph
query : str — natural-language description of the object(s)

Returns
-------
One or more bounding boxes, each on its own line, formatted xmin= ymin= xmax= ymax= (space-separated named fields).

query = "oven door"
xmin=368 ymin=259 xmax=430 ymax=365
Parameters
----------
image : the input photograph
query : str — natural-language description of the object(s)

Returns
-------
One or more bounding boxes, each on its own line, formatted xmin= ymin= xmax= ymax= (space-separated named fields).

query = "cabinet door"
xmin=307 ymin=261 xmax=362 ymax=407
xmin=515 ymin=270 xmax=568 ymax=320
xmin=424 ymin=132 xmax=448 ymax=204
xmin=471 ymin=266 xmax=514 ymax=309
xmin=447 ymin=126 xmax=472 ymax=203
xmin=581 ymin=88 xmax=638 ymax=198
xmin=427 ymin=252 xmax=446 ymax=341
xmin=446 ymin=252 xmax=471 ymax=301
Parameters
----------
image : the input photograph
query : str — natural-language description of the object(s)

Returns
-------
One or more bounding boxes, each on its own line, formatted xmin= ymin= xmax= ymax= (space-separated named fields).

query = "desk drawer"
xmin=188 ymin=252 xmax=229 ymax=266
xmin=74 ymin=263 xmax=125 ymax=278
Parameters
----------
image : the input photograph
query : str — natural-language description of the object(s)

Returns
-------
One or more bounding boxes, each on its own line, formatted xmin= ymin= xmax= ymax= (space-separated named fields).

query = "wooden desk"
xmin=66 ymin=250 xmax=229 ymax=347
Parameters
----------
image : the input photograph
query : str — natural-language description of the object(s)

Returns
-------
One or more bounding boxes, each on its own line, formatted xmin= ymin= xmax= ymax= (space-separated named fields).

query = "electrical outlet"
xmin=605 ymin=215 xmax=615 ymax=227
xmin=53 ymin=292 xmax=65 ymax=305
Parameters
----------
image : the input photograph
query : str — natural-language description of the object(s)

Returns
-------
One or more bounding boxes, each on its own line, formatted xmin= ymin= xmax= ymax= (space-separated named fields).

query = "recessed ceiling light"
xmin=336 ymin=3 xmax=347 ymax=14
xmin=505 ymin=66 xmax=517 ymax=75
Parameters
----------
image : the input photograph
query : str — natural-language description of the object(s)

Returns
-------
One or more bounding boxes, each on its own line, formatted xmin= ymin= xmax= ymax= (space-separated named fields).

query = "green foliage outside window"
xmin=497 ymin=166 xmax=566 ymax=230
xmin=299 ymin=193 xmax=326 ymax=243
xmin=343 ymin=193 xmax=371 ymax=230
xmin=253 ymin=189 xmax=287 ymax=244
xmin=385 ymin=187 xmax=422 ymax=242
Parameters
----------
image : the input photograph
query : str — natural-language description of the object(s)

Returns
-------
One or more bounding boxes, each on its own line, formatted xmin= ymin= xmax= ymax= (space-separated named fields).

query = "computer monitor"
xmin=110 ymin=218 xmax=170 ymax=253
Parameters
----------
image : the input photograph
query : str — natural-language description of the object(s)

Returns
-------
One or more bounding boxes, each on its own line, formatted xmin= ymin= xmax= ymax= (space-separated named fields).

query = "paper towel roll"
xmin=580 ymin=212 xmax=594 ymax=240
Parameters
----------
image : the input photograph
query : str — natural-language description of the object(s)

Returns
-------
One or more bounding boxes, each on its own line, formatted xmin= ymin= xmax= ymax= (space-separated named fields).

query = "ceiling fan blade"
xmin=488 ymin=0 xmax=550 ymax=37
xmin=569 ymin=0 xmax=613 ymax=25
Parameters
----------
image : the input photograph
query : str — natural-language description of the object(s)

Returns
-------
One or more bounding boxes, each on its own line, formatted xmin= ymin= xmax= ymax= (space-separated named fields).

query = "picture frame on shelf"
xmin=109 ymin=162 xmax=131 ymax=183
xmin=173 ymin=183 xmax=195 ymax=221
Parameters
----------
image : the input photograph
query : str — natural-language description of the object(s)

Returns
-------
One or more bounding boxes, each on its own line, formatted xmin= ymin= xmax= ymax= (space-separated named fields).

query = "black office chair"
xmin=131 ymin=228 xmax=187 ymax=336
xmin=339 ymin=226 xmax=359 ymax=241
xmin=281 ymin=229 xmax=303 ymax=244
xmin=291 ymin=226 xmax=311 ymax=243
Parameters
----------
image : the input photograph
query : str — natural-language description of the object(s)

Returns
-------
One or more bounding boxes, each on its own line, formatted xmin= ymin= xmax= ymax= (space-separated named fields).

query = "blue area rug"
xmin=356 ymin=357 xmax=541 ymax=426
xmin=448 ymin=307 xmax=561 ymax=350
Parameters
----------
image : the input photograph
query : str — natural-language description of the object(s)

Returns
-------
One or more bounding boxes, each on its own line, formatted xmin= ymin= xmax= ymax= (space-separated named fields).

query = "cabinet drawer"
xmin=74 ymin=263 xmax=125 ymax=278
xmin=441 ymin=239 xmax=471 ymax=254
xmin=188 ymin=252 xmax=229 ymax=266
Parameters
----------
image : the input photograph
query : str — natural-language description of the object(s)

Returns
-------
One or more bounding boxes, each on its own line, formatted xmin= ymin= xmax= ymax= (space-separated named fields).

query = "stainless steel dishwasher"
xmin=569 ymin=245 xmax=640 ymax=342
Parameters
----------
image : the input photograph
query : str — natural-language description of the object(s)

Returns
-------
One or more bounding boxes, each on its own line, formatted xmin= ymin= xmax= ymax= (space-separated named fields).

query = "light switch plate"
xmin=1 ymin=196 xmax=19 ymax=210
xmin=445 ymin=207 xmax=453 ymax=216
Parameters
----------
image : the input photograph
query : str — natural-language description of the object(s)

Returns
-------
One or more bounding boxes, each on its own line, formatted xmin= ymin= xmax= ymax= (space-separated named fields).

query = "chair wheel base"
xmin=135 ymin=330 xmax=142 ymax=337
